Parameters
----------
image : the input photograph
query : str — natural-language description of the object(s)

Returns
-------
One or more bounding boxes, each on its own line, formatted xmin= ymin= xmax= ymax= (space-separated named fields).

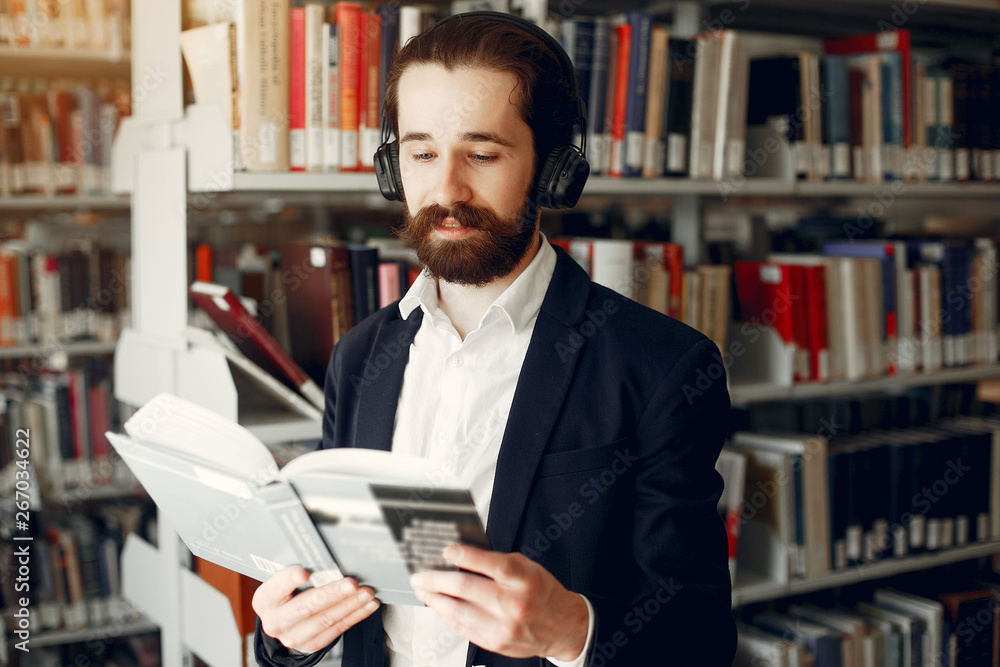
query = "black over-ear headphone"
xmin=373 ymin=10 xmax=590 ymax=209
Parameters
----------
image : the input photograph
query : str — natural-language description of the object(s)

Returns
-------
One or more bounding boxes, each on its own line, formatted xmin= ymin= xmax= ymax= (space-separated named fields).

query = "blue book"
xmin=347 ymin=244 xmax=381 ymax=326
xmin=880 ymin=51 xmax=904 ymax=180
xmin=820 ymin=55 xmax=852 ymax=179
xmin=378 ymin=4 xmax=399 ymax=115
xmin=753 ymin=612 xmax=844 ymax=667
xmin=910 ymin=239 xmax=972 ymax=367
xmin=621 ymin=11 xmax=653 ymax=178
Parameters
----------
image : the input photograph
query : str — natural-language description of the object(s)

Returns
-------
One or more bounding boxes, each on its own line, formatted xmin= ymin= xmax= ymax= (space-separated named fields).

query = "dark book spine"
xmin=621 ymin=11 xmax=651 ymax=177
xmin=663 ymin=38 xmax=694 ymax=176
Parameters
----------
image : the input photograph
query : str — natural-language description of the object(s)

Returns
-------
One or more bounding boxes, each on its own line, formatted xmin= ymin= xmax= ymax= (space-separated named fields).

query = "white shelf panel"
xmin=224 ymin=172 xmax=1000 ymax=200
xmin=733 ymin=541 xmax=1000 ymax=606
xmin=28 ymin=616 xmax=158 ymax=648
xmin=730 ymin=365 xmax=1000 ymax=405
xmin=0 ymin=195 xmax=130 ymax=211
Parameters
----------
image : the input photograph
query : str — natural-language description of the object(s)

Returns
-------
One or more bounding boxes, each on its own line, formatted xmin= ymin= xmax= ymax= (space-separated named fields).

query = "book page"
xmin=123 ymin=392 xmax=279 ymax=484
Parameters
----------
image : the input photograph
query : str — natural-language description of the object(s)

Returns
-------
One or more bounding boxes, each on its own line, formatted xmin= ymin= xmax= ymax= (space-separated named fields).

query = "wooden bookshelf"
xmin=0 ymin=195 xmax=130 ymax=212
xmin=730 ymin=365 xmax=1000 ymax=405
xmin=732 ymin=540 xmax=1000 ymax=606
xmin=29 ymin=616 xmax=158 ymax=649
xmin=0 ymin=47 xmax=130 ymax=78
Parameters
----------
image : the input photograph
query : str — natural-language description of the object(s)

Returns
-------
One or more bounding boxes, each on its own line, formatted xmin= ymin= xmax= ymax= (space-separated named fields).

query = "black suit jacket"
xmin=256 ymin=245 xmax=736 ymax=667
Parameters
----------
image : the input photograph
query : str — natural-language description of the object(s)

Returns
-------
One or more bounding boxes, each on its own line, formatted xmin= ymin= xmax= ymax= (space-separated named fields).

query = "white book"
xmin=108 ymin=392 xmax=489 ymax=606
xmin=589 ymin=239 xmax=635 ymax=300
xmin=304 ymin=3 xmax=326 ymax=172
xmin=874 ymin=588 xmax=942 ymax=667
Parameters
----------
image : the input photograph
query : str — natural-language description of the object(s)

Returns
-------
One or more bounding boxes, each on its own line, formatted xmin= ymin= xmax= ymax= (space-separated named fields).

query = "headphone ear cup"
xmin=535 ymin=146 xmax=590 ymax=210
xmin=374 ymin=140 xmax=405 ymax=202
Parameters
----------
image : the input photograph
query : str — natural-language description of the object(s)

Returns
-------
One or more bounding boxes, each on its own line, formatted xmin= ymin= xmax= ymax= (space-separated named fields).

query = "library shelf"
xmin=729 ymin=365 xmax=1000 ymax=405
xmin=0 ymin=340 xmax=118 ymax=360
xmin=0 ymin=47 xmax=130 ymax=78
xmin=227 ymin=172 xmax=1000 ymax=199
xmin=0 ymin=195 xmax=131 ymax=212
xmin=29 ymin=616 xmax=158 ymax=649
xmin=732 ymin=540 xmax=1000 ymax=606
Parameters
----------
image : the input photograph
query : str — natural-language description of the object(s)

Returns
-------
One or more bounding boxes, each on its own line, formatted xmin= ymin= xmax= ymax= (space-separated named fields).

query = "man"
xmin=254 ymin=12 xmax=735 ymax=667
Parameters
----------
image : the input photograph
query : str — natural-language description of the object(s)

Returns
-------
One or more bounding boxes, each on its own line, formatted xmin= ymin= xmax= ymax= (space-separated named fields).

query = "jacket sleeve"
xmin=586 ymin=338 xmax=736 ymax=667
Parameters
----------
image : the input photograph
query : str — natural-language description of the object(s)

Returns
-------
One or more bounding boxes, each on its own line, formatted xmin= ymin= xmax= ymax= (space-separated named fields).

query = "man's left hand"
xmin=409 ymin=544 xmax=588 ymax=661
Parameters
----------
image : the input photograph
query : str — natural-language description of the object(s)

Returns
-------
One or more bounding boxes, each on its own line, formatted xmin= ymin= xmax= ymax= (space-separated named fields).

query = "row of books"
xmin=734 ymin=236 xmax=1000 ymax=387
xmin=0 ymin=360 xmax=136 ymax=500
xmin=0 ymin=504 xmax=151 ymax=634
xmin=0 ymin=0 xmax=130 ymax=52
xmin=0 ymin=241 xmax=131 ymax=346
xmin=189 ymin=238 xmax=419 ymax=389
xmin=179 ymin=0 xmax=438 ymax=173
xmin=718 ymin=414 xmax=1000 ymax=586
xmin=180 ymin=0 xmax=1000 ymax=186
xmin=736 ymin=581 xmax=1000 ymax=667
xmin=0 ymin=79 xmax=131 ymax=198
xmin=551 ymin=236 xmax=731 ymax=353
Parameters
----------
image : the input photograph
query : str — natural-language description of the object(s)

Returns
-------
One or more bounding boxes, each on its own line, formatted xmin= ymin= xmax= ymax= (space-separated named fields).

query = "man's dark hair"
xmin=382 ymin=14 xmax=578 ymax=169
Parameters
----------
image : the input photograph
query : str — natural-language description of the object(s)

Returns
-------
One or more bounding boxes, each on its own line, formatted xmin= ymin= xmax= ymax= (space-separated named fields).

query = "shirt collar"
xmin=398 ymin=235 xmax=557 ymax=335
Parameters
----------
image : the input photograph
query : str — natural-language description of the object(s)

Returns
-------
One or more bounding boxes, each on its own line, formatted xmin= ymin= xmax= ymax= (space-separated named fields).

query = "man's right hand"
xmin=252 ymin=566 xmax=380 ymax=654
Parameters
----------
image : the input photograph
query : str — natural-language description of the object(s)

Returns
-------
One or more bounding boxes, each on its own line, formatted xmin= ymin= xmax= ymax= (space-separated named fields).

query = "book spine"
xmin=360 ymin=8 xmax=381 ymax=172
xmin=325 ymin=23 xmax=341 ymax=171
xmin=621 ymin=11 xmax=651 ymax=178
xmin=259 ymin=481 xmax=343 ymax=577
xmin=586 ymin=18 xmax=610 ymax=176
xmin=288 ymin=6 xmax=306 ymax=172
xmin=663 ymin=38 xmax=694 ymax=176
xmin=336 ymin=2 xmax=361 ymax=171
xmin=608 ymin=22 xmax=631 ymax=178
xmin=304 ymin=2 xmax=325 ymax=172
xmin=641 ymin=24 xmax=668 ymax=179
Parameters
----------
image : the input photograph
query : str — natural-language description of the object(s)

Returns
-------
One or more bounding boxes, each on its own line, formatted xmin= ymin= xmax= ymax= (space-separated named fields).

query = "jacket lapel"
xmin=484 ymin=247 xmax=592 ymax=555
xmin=353 ymin=309 xmax=423 ymax=452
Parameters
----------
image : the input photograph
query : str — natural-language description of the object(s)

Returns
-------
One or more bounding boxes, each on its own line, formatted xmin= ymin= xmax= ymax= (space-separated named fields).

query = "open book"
xmin=107 ymin=393 xmax=489 ymax=605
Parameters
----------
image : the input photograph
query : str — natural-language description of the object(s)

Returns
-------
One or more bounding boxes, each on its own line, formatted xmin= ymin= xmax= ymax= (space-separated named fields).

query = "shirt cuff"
xmin=545 ymin=594 xmax=595 ymax=667
xmin=255 ymin=618 xmax=329 ymax=667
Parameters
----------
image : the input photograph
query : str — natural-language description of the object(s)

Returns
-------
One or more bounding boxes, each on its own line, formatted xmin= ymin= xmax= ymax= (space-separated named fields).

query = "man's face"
xmin=395 ymin=65 xmax=539 ymax=286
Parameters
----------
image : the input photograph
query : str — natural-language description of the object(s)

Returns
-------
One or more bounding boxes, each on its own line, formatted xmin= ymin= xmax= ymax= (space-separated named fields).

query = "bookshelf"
xmin=109 ymin=0 xmax=1000 ymax=665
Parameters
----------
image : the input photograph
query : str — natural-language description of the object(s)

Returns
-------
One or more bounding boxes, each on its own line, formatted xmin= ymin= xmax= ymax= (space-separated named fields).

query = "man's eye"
xmin=412 ymin=152 xmax=434 ymax=162
xmin=472 ymin=154 xmax=498 ymax=164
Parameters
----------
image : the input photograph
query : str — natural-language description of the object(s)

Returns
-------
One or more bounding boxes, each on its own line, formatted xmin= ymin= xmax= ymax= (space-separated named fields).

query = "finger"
xmin=442 ymin=545 xmax=524 ymax=584
xmin=278 ymin=587 xmax=381 ymax=653
xmin=278 ymin=578 xmax=363 ymax=628
xmin=417 ymin=590 xmax=493 ymax=640
xmin=252 ymin=566 xmax=312 ymax=612
xmin=410 ymin=569 xmax=499 ymax=609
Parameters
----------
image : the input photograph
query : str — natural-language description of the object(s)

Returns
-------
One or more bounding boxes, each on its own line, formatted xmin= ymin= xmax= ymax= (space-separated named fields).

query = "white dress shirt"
xmin=383 ymin=238 xmax=595 ymax=667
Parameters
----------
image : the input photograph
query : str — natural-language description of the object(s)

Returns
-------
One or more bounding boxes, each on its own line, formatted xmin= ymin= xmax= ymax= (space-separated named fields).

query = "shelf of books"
xmin=0 ymin=48 xmax=130 ymax=78
xmin=730 ymin=366 xmax=1000 ymax=405
xmin=30 ymin=616 xmax=158 ymax=649
xmin=0 ymin=195 xmax=131 ymax=212
xmin=733 ymin=541 xmax=1000 ymax=606
xmin=224 ymin=173 xmax=1000 ymax=200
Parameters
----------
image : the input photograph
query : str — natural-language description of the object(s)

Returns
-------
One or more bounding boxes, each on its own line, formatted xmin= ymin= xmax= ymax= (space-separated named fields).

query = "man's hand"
xmin=252 ymin=566 xmax=380 ymax=653
xmin=409 ymin=545 xmax=589 ymax=661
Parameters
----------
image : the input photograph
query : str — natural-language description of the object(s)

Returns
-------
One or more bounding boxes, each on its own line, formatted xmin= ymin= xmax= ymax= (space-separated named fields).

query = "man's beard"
xmin=397 ymin=199 xmax=538 ymax=287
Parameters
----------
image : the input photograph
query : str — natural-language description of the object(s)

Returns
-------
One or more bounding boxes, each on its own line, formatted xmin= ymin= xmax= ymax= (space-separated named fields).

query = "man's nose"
xmin=431 ymin=154 xmax=473 ymax=208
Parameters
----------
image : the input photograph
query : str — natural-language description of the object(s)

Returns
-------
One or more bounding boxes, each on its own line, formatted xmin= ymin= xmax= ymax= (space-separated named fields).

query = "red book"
xmin=608 ymin=22 xmax=631 ymax=178
xmin=785 ymin=264 xmax=810 ymax=382
xmin=734 ymin=261 xmax=796 ymax=346
xmin=189 ymin=281 xmax=325 ymax=410
xmin=87 ymin=383 xmax=112 ymax=485
xmin=661 ymin=243 xmax=684 ymax=320
xmin=336 ymin=2 xmax=362 ymax=171
xmin=194 ymin=243 xmax=214 ymax=283
xmin=824 ymin=29 xmax=912 ymax=150
xmin=802 ymin=265 xmax=829 ymax=382
xmin=289 ymin=7 xmax=307 ymax=172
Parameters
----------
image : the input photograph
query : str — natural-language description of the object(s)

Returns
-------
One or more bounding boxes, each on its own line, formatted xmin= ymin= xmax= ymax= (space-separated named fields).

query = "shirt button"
xmin=438 ymin=432 xmax=448 ymax=443
xmin=451 ymin=356 xmax=464 ymax=367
